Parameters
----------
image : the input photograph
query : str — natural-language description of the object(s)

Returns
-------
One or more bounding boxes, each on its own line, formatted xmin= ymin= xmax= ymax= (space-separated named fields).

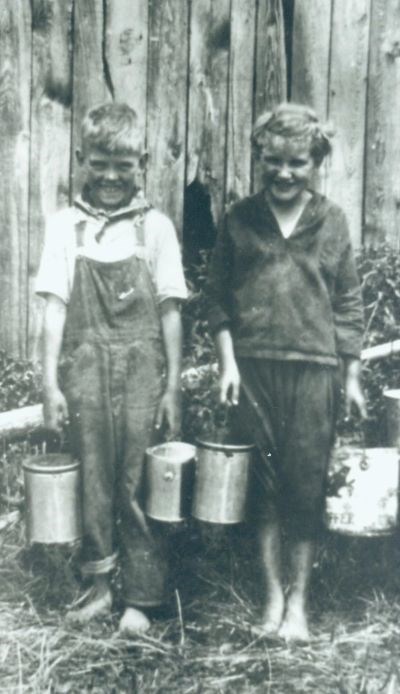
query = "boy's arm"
xmin=42 ymin=294 xmax=69 ymax=431
xmin=214 ymin=328 xmax=241 ymax=406
xmin=156 ymin=298 xmax=182 ymax=437
xmin=342 ymin=357 xmax=367 ymax=420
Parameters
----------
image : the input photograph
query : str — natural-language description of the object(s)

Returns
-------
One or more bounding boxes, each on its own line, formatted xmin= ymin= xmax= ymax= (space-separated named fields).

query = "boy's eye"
xmin=90 ymin=161 xmax=107 ymax=172
xmin=117 ymin=163 xmax=134 ymax=172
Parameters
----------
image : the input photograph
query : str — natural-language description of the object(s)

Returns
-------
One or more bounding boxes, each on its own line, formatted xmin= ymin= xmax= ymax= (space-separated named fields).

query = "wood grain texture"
xmin=254 ymin=0 xmax=287 ymax=118
xmin=146 ymin=0 xmax=189 ymax=235
xmin=291 ymin=0 xmax=332 ymax=119
xmin=28 ymin=0 xmax=73 ymax=361
xmin=253 ymin=0 xmax=287 ymax=192
xmin=291 ymin=0 xmax=333 ymax=194
xmin=105 ymin=0 xmax=148 ymax=150
xmin=71 ymin=0 xmax=110 ymax=196
xmin=186 ymin=0 xmax=231 ymax=225
xmin=226 ymin=0 xmax=256 ymax=204
xmin=326 ymin=0 xmax=370 ymax=247
xmin=0 ymin=1 xmax=32 ymax=356
xmin=364 ymin=0 xmax=400 ymax=247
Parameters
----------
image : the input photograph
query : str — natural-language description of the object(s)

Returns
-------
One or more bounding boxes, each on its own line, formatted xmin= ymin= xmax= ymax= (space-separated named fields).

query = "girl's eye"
xmin=264 ymin=157 xmax=280 ymax=166
xmin=291 ymin=159 xmax=308 ymax=168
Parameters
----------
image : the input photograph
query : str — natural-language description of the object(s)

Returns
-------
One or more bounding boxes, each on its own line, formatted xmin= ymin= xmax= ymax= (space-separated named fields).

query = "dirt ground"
xmin=1 ymin=516 xmax=400 ymax=693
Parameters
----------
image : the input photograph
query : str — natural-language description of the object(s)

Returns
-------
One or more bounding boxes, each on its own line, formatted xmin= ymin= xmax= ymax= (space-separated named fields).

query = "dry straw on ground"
xmin=1 ymin=517 xmax=400 ymax=693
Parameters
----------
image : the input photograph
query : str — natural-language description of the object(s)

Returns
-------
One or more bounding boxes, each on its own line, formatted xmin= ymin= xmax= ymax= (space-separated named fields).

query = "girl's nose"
xmin=276 ymin=164 xmax=292 ymax=180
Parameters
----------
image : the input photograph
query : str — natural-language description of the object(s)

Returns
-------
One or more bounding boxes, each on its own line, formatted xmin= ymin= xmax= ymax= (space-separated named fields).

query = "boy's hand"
xmin=155 ymin=387 xmax=181 ymax=438
xmin=43 ymin=387 xmax=69 ymax=432
xmin=219 ymin=362 xmax=241 ymax=406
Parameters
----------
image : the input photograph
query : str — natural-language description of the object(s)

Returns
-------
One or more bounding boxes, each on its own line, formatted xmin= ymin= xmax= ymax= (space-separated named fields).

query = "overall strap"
xmin=134 ymin=211 xmax=146 ymax=248
xmin=75 ymin=220 xmax=86 ymax=249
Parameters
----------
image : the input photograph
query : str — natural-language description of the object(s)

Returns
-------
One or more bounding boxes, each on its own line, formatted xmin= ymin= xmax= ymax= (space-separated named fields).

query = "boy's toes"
xmin=119 ymin=607 xmax=151 ymax=637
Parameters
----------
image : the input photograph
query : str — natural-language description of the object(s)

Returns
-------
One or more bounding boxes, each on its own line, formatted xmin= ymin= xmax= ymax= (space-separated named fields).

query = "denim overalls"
xmin=62 ymin=212 xmax=168 ymax=606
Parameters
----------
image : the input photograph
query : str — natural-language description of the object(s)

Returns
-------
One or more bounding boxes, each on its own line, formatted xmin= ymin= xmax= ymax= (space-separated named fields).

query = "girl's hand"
xmin=345 ymin=374 xmax=367 ymax=419
xmin=219 ymin=361 xmax=241 ymax=406
xmin=155 ymin=388 xmax=181 ymax=438
xmin=43 ymin=387 xmax=69 ymax=432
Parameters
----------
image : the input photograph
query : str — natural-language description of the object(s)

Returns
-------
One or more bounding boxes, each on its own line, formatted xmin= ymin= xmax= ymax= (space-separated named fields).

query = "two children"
xmin=37 ymin=103 xmax=187 ymax=635
xmin=207 ymin=103 xmax=365 ymax=642
xmin=37 ymin=100 xmax=365 ymax=642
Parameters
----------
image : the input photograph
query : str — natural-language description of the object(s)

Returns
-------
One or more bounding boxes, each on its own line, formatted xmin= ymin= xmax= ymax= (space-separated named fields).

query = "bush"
xmin=357 ymin=244 xmax=400 ymax=444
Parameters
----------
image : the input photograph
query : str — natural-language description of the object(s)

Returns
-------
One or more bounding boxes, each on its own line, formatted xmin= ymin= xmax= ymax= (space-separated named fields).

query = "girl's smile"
xmin=257 ymin=135 xmax=317 ymax=208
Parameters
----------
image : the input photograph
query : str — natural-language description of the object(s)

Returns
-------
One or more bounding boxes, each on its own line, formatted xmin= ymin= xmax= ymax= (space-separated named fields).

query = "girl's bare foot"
xmin=119 ymin=607 xmax=150 ymax=637
xmin=278 ymin=600 xmax=310 ymax=643
xmin=252 ymin=591 xmax=285 ymax=638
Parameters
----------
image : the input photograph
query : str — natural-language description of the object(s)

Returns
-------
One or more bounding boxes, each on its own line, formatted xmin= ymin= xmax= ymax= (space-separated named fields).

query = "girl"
xmin=207 ymin=103 xmax=365 ymax=642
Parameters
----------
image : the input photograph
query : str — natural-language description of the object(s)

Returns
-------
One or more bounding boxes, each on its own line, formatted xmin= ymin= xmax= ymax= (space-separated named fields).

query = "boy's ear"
xmin=75 ymin=148 xmax=85 ymax=165
xmin=139 ymin=152 xmax=149 ymax=170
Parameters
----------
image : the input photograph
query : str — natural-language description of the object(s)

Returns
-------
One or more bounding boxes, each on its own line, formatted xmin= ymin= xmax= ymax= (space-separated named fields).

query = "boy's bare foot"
xmin=66 ymin=586 xmax=112 ymax=624
xmin=251 ymin=592 xmax=285 ymax=638
xmin=119 ymin=607 xmax=151 ymax=637
xmin=278 ymin=602 xmax=310 ymax=643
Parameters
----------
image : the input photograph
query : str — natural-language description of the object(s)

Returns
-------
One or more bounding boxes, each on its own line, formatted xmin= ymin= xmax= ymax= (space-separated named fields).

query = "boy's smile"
xmin=77 ymin=146 xmax=144 ymax=210
xmin=257 ymin=136 xmax=317 ymax=207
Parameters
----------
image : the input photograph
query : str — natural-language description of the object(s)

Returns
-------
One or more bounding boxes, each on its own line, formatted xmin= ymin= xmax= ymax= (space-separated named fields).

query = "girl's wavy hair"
xmin=251 ymin=102 xmax=334 ymax=166
xmin=80 ymin=102 xmax=142 ymax=155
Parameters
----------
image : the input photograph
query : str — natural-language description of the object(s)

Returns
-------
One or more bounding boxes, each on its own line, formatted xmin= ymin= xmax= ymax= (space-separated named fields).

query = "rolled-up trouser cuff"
xmin=81 ymin=552 xmax=118 ymax=576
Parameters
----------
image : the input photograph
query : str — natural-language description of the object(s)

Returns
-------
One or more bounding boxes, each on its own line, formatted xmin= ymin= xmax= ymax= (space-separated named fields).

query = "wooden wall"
xmin=292 ymin=0 xmax=400 ymax=250
xmin=0 ymin=0 xmax=287 ymax=358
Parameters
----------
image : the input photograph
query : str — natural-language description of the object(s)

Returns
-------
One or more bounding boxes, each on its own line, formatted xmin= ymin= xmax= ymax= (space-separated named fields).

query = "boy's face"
xmin=77 ymin=146 xmax=144 ymax=210
xmin=256 ymin=135 xmax=317 ymax=206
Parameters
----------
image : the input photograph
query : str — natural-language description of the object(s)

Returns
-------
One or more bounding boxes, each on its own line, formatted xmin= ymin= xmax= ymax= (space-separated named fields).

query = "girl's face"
xmin=256 ymin=134 xmax=317 ymax=207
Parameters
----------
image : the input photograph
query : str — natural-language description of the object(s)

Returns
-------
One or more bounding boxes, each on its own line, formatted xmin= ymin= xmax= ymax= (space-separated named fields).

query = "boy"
xmin=207 ymin=103 xmax=366 ymax=642
xmin=36 ymin=102 xmax=187 ymax=635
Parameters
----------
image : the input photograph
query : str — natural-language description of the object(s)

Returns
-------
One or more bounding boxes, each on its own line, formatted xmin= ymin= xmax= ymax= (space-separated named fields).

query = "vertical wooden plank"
xmin=72 ymin=0 xmax=111 ymax=196
xmin=254 ymin=0 xmax=287 ymax=119
xmin=327 ymin=0 xmax=370 ymax=248
xmin=226 ymin=0 xmax=256 ymax=204
xmin=186 ymin=0 xmax=231 ymax=225
xmin=0 ymin=1 xmax=31 ymax=356
xmin=291 ymin=0 xmax=332 ymax=119
xmin=104 ymin=0 xmax=148 ymax=149
xmin=28 ymin=0 xmax=73 ymax=361
xmin=253 ymin=0 xmax=287 ymax=192
xmin=290 ymin=0 xmax=332 ymax=194
xmin=146 ymin=0 xmax=189 ymax=234
xmin=364 ymin=0 xmax=400 ymax=247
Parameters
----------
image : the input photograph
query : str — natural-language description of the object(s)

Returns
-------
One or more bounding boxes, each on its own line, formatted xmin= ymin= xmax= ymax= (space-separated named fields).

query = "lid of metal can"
xmin=195 ymin=438 xmax=255 ymax=453
xmin=23 ymin=454 xmax=80 ymax=474
xmin=146 ymin=441 xmax=196 ymax=463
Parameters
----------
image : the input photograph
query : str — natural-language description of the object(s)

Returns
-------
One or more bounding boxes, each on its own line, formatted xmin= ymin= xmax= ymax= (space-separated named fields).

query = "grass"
xmin=1 ymin=514 xmax=400 ymax=693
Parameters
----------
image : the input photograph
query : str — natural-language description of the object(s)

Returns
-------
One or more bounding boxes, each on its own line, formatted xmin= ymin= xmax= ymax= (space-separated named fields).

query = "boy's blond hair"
xmin=252 ymin=102 xmax=333 ymax=166
xmin=80 ymin=102 xmax=142 ymax=155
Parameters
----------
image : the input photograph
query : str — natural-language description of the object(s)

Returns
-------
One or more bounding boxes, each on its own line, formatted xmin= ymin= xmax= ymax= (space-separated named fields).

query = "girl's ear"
xmin=139 ymin=152 xmax=149 ymax=170
xmin=76 ymin=149 xmax=84 ymax=165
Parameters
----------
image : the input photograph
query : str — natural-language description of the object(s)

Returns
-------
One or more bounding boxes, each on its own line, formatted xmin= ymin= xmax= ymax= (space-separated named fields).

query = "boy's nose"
xmin=104 ymin=167 xmax=119 ymax=180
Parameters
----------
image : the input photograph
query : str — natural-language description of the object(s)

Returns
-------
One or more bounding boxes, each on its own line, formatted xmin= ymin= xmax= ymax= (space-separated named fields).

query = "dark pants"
xmin=235 ymin=358 xmax=340 ymax=538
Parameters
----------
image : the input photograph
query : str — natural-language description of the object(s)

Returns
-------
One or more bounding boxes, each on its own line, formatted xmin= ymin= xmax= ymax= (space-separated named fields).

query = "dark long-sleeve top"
xmin=207 ymin=191 xmax=364 ymax=365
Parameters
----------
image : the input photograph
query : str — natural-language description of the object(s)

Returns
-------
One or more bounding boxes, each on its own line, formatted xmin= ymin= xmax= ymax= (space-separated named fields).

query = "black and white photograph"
xmin=1 ymin=1 xmax=400 ymax=692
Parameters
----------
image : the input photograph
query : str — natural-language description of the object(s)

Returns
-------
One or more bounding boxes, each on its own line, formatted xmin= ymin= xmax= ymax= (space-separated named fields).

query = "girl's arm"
xmin=214 ymin=327 xmax=241 ymax=406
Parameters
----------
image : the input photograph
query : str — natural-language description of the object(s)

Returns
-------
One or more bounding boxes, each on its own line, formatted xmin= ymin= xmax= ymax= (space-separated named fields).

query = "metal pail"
xmin=384 ymin=389 xmax=400 ymax=447
xmin=193 ymin=439 xmax=254 ymax=524
xmin=145 ymin=442 xmax=196 ymax=521
xmin=23 ymin=454 xmax=82 ymax=544
xmin=325 ymin=447 xmax=399 ymax=536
